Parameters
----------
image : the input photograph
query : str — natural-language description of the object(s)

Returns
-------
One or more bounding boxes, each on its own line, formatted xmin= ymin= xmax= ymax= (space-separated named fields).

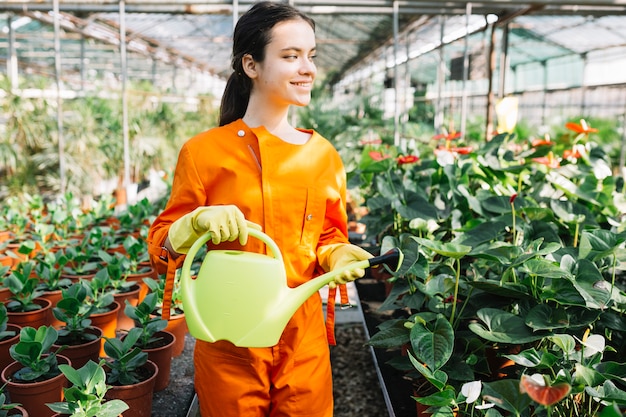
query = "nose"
xmin=300 ymin=57 xmax=317 ymax=76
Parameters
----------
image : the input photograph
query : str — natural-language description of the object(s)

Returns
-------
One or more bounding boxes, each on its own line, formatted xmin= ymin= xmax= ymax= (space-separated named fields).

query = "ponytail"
xmin=219 ymin=70 xmax=251 ymax=126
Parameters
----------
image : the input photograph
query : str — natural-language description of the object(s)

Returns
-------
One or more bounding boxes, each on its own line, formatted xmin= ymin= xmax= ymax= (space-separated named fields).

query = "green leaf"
xmin=412 ymin=237 xmax=471 ymax=259
xmin=571 ymin=259 xmax=612 ymax=309
xmin=574 ymin=363 xmax=606 ymax=388
xmin=469 ymin=308 xmax=549 ymax=344
xmin=410 ymin=314 xmax=454 ymax=371
xmin=408 ymin=352 xmax=448 ymax=391
xmin=482 ymin=379 xmax=532 ymax=416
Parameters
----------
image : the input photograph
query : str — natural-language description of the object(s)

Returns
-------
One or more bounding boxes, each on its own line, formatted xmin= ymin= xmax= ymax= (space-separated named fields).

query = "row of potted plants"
xmin=0 ymin=193 xmax=190 ymax=417
xmin=0 ymin=281 xmax=181 ymax=417
xmin=351 ymin=121 xmax=626 ymax=416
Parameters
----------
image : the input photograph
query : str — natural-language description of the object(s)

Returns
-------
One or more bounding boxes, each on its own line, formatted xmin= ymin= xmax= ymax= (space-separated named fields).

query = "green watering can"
xmin=180 ymin=228 xmax=402 ymax=348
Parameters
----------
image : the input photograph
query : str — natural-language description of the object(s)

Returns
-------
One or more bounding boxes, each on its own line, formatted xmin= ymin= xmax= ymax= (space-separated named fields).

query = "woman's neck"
xmin=243 ymin=105 xmax=310 ymax=144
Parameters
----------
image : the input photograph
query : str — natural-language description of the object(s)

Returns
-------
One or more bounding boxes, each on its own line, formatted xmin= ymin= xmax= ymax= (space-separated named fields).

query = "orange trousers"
xmin=193 ymin=298 xmax=333 ymax=417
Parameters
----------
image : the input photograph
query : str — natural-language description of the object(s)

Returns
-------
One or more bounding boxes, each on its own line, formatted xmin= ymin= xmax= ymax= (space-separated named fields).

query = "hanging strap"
xmin=148 ymin=243 xmax=184 ymax=321
xmin=325 ymin=283 xmax=350 ymax=345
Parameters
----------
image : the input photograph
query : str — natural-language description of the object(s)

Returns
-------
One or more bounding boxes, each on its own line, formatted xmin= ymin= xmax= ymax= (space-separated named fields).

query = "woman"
xmin=148 ymin=2 xmax=372 ymax=416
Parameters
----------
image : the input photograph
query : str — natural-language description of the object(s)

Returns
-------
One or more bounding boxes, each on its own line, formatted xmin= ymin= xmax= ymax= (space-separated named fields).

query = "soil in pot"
xmin=52 ymin=326 xmax=102 ymax=369
xmin=105 ymin=359 xmax=158 ymax=417
xmin=142 ymin=330 xmax=175 ymax=392
xmin=6 ymin=297 xmax=53 ymax=329
xmin=1 ymin=354 xmax=71 ymax=417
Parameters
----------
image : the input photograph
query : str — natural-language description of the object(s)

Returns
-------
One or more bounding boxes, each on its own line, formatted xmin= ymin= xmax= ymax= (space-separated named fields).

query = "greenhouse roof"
xmin=1 ymin=1 xmax=626 ymax=87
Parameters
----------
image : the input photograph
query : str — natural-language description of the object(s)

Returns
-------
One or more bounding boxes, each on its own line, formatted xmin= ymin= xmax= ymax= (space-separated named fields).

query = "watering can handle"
xmin=181 ymin=223 xmax=284 ymax=279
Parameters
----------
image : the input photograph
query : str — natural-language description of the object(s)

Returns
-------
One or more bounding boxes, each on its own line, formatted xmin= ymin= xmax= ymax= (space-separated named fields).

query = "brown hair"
xmin=218 ymin=1 xmax=315 ymax=126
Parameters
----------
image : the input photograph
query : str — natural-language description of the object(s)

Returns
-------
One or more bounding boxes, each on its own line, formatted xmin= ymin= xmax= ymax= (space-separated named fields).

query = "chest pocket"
xmin=299 ymin=186 xmax=324 ymax=249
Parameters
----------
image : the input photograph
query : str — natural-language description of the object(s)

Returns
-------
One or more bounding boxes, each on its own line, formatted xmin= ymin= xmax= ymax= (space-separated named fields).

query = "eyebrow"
xmin=280 ymin=46 xmax=317 ymax=53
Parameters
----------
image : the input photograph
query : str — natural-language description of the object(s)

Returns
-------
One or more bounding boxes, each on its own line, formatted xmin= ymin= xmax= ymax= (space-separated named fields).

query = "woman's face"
xmin=247 ymin=19 xmax=317 ymax=108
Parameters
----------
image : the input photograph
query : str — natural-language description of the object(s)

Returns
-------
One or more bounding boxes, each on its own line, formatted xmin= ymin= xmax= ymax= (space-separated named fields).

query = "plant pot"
xmin=39 ymin=289 xmax=64 ymax=329
xmin=164 ymin=312 xmax=187 ymax=357
xmin=142 ymin=330 xmax=175 ymax=392
xmin=90 ymin=301 xmax=121 ymax=358
xmin=1 ymin=354 xmax=71 ymax=417
xmin=6 ymin=297 xmax=53 ymax=329
xmin=52 ymin=326 xmax=103 ymax=370
xmin=105 ymin=359 xmax=158 ymax=417
xmin=0 ymin=286 xmax=12 ymax=303
xmin=0 ymin=323 xmax=21 ymax=372
xmin=113 ymin=284 xmax=141 ymax=333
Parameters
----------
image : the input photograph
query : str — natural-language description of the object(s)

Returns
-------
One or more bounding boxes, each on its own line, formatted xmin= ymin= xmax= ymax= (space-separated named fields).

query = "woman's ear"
xmin=242 ymin=54 xmax=257 ymax=79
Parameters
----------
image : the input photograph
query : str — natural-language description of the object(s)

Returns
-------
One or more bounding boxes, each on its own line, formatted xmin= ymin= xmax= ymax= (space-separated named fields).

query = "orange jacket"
xmin=148 ymin=118 xmax=350 ymax=285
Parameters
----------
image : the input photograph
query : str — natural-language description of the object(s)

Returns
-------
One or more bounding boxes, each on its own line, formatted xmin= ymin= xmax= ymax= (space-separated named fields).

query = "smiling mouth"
xmin=292 ymin=82 xmax=312 ymax=87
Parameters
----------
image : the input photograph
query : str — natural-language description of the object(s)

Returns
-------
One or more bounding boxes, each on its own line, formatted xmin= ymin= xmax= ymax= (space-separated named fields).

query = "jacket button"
xmin=237 ymin=130 xmax=245 ymax=137
xmin=306 ymin=214 xmax=313 ymax=221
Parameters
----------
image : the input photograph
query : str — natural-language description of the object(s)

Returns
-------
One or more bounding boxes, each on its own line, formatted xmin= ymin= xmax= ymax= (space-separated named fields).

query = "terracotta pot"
xmin=1 ymin=354 xmax=70 ymax=417
xmin=113 ymin=284 xmax=141 ymax=333
xmin=164 ymin=313 xmax=187 ymax=357
xmin=142 ymin=330 xmax=175 ymax=392
xmin=52 ymin=327 xmax=102 ymax=370
xmin=0 ymin=286 xmax=12 ymax=303
xmin=105 ymin=359 xmax=158 ymax=417
xmin=0 ymin=323 xmax=21 ymax=372
xmin=6 ymin=297 xmax=53 ymax=329
xmin=39 ymin=289 xmax=64 ymax=329
xmin=90 ymin=301 xmax=121 ymax=357
xmin=0 ymin=230 xmax=12 ymax=244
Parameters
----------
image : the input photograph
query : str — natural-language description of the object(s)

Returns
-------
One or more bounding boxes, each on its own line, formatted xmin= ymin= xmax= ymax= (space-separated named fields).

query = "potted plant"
xmin=143 ymin=276 xmax=186 ymax=357
xmin=124 ymin=292 xmax=175 ymax=391
xmin=33 ymin=251 xmax=73 ymax=328
xmin=0 ymin=383 xmax=29 ymax=417
xmin=0 ymin=304 xmax=20 ymax=374
xmin=101 ymin=332 xmax=158 ymax=417
xmin=3 ymin=261 xmax=52 ymax=328
xmin=79 ymin=271 xmax=120 ymax=358
xmin=96 ymin=252 xmax=141 ymax=332
xmin=0 ymin=326 xmax=70 ymax=417
xmin=46 ymin=360 xmax=129 ymax=417
xmin=51 ymin=283 xmax=102 ymax=369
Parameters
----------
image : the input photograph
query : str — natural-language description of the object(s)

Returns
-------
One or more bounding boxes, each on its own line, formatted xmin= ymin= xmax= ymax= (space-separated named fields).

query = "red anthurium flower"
xmin=369 ymin=151 xmax=392 ymax=161
xmin=531 ymin=134 xmax=553 ymax=148
xmin=565 ymin=119 xmax=598 ymax=134
xmin=433 ymin=131 xmax=462 ymax=141
xmin=397 ymin=155 xmax=419 ymax=165
xmin=532 ymin=152 xmax=559 ymax=168
xmin=451 ymin=146 xmax=473 ymax=155
xmin=531 ymin=139 xmax=553 ymax=147
xmin=520 ymin=374 xmax=571 ymax=407
xmin=563 ymin=148 xmax=581 ymax=159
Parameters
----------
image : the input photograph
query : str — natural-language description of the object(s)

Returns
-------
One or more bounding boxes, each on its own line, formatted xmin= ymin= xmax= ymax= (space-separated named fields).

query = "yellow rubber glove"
xmin=318 ymin=243 xmax=373 ymax=289
xmin=168 ymin=205 xmax=261 ymax=254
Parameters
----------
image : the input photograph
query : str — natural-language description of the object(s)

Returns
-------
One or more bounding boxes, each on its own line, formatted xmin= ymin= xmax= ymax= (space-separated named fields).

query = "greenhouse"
xmin=2 ymin=1 xmax=626 ymax=417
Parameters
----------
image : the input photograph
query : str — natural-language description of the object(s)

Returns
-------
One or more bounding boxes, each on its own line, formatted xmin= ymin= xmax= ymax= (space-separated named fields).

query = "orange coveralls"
xmin=148 ymin=119 xmax=351 ymax=417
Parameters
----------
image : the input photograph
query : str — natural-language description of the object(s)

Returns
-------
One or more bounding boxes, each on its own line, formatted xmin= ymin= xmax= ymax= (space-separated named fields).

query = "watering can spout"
xmin=180 ymin=228 xmax=403 ymax=348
